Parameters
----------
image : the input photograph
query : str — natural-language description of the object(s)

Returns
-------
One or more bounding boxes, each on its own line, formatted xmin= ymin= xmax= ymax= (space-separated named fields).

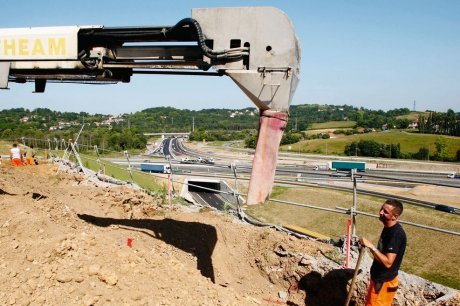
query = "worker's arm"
xmin=359 ymin=237 xmax=397 ymax=269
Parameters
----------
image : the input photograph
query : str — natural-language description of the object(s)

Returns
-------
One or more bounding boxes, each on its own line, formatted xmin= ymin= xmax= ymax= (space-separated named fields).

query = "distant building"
xmin=99 ymin=115 xmax=125 ymax=126
xmin=408 ymin=120 xmax=418 ymax=129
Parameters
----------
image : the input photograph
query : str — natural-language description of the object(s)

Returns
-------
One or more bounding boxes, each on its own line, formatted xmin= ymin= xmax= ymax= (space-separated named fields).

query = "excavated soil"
xmin=0 ymin=163 xmax=458 ymax=306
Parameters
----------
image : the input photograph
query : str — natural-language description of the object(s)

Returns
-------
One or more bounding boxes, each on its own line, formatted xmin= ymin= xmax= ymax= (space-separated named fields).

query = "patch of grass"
xmin=396 ymin=111 xmax=429 ymax=121
xmin=245 ymin=185 xmax=460 ymax=289
xmin=79 ymin=154 xmax=166 ymax=193
xmin=282 ymin=130 xmax=460 ymax=158
xmin=420 ymin=272 xmax=460 ymax=290
xmin=0 ymin=141 xmax=11 ymax=155
xmin=309 ymin=121 xmax=356 ymax=130
xmin=208 ymin=141 xmax=225 ymax=146
xmin=270 ymin=186 xmax=288 ymax=198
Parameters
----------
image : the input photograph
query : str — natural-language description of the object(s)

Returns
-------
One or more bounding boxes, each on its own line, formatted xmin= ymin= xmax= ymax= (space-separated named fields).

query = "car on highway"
xmin=447 ymin=173 xmax=460 ymax=179
xmin=434 ymin=204 xmax=456 ymax=214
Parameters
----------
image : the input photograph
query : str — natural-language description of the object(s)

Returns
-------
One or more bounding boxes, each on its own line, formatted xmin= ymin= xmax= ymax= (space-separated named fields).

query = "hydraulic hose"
xmin=166 ymin=18 xmax=249 ymax=60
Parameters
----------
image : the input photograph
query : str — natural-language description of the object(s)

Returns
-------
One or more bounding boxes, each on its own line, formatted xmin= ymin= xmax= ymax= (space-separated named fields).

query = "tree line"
xmin=418 ymin=109 xmax=460 ymax=136
xmin=344 ymin=139 xmax=460 ymax=162
xmin=1 ymin=105 xmax=458 ymax=152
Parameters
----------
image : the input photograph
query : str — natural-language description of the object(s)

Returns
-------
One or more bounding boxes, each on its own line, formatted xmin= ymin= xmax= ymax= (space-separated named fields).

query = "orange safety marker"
xmin=345 ymin=219 xmax=352 ymax=268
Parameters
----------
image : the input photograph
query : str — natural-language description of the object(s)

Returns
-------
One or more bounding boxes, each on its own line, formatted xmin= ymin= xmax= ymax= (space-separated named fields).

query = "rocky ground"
xmin=0 ymin=162 xmax=458 ymax=306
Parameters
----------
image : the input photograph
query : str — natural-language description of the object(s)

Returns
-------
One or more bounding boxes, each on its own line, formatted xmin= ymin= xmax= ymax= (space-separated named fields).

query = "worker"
xmin=359 ymin=199 xmax=407 ymax=306
xmin=25 ymin=145 xmax=36 ymax=165
xmin=10 ymin=143 xmax=23 ymax=166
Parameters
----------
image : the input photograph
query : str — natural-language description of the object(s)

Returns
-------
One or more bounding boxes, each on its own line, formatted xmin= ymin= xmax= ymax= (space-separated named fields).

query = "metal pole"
xmin=167 ymin=156 xmax=176 ymax=196
xmin=232 ymin=162 xmax=241 ymax=212
xmin=352 ymin=169 xmax=357 ymax=237
xmin=124 ymin=150 xmax=135 ymax=183
xmin=94 ymin=145 xmax=103 ymax=172
xmin=70 ymin=140 xmax=86 ymax=175
xmin=168 ymin=173 xmax=172 ymax=205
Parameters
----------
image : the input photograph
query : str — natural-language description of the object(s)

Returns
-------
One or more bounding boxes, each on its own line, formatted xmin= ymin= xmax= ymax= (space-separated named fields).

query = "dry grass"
xmin=309 ymin=121 xmax=357 ymax=130
xmin=245 ymin=185 xmax=460 ymax=289
xmin=396 ymin=111 xmax=430 ymax=121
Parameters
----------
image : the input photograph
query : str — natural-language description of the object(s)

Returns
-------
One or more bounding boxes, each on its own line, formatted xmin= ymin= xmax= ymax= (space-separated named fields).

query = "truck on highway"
xmin=140 ymin=163 xmax=171 ymax=174
xmin=313 ymin=163 xmax=331 ymax=171
xmin=331 ymin=161 xmax=366 ymax=172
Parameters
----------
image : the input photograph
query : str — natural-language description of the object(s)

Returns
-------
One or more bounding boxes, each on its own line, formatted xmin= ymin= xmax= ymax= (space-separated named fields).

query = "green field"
xmin=309 ymin=121 xmax=357 ymax=130
xmin=282 ymin=130 xmax=460 ymax=158
xmin=396 ymin=111 xmax=429 ymax=121
xmin=246 ymin=185 xmax=460 ymax=289
xmin=79 ymin=155 xmax=167 ymax=192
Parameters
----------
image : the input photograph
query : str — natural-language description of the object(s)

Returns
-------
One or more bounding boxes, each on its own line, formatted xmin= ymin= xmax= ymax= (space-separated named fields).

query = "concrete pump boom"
xmin=0 ymin=7 xmax=301 ymax=205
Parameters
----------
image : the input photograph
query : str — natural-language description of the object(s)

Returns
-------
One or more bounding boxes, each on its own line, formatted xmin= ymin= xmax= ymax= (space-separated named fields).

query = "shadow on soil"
xmin=299 ymin=269 xmax=355 ymax=306
xmin=77 ymin=214 xmax=217 ymax=283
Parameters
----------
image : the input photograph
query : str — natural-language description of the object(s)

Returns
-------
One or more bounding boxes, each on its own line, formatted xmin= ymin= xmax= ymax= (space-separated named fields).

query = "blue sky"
xmin=0 ymin=0 xmax=459 ymax=114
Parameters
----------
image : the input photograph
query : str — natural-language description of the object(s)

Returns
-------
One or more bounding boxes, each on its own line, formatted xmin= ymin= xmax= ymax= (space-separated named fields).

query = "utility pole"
xmin=192 ymin=117 xmax=195 ymax=132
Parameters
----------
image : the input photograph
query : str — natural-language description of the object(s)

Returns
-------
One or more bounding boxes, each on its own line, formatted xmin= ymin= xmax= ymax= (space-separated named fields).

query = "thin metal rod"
xmin=352 ymin=169 xmax=357 ymax=236
xmin=360 ymin=173 xmax=459 ymax=189
xmin=123 ymin=150 xmax=135 ymax=183
xmin=133 ymin=70 xmax=223 ymax=76
xmin=336 ymin=207 xmax=460 ymax=236
xmin=269 ymin=198 xmax=349 ymax=215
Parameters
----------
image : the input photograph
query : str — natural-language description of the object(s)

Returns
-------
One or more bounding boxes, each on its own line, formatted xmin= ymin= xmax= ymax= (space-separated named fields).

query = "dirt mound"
xmin=0 ymin=163 xmax=458 ymax=305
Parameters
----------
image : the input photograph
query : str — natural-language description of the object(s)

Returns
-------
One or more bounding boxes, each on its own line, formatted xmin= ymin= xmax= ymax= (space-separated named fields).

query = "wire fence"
xmin=3 ymin=136 xmax=459 ymax=239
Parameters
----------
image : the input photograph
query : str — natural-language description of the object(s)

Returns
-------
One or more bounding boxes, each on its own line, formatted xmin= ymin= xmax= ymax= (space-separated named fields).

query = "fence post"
xmin=168 ymin=173 xmax=172 ymax=205
xmin=124 ymin=150 xmax=135 ymax=184
xmin=351 ymin=169 xmax=357 ymax=237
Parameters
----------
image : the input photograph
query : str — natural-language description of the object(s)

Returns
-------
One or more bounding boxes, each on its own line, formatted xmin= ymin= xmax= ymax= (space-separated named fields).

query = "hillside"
xmin=0 ymin=162 xmax=458 ymax=305
xmin=283 ymin=130 xmax=460 ymax=158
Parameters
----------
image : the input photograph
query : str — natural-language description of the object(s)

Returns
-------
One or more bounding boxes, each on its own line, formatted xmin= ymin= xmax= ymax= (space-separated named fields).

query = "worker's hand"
xmin=359 ymin=237 xmax=373 ymax=249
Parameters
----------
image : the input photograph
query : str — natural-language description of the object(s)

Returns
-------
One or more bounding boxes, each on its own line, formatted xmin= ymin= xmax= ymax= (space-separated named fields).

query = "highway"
xmin=108 ymin=137 xmax=460 ymax=188
xmin=189 ymin=191 xmax=227 ymax=211
xmin=102 ymin=137 xmax=459 ymax=214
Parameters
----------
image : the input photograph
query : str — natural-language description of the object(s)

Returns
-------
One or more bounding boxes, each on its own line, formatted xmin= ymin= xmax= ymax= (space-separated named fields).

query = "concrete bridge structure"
xmin=143 ymin=132 xmax=190 ymax=139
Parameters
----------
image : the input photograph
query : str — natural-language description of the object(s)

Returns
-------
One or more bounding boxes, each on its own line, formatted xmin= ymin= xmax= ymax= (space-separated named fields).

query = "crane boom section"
xmin=0 ymin=7 xmax=301 ymax=204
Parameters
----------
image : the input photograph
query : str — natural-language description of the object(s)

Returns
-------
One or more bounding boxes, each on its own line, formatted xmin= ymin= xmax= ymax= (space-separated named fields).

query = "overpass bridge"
xmin=144 ymin=132 xmax=190 ymax=139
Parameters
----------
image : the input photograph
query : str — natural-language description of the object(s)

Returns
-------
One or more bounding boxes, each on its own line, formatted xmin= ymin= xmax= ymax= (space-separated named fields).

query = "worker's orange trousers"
xmin=26 ymin=157 xmax=34 ymax=165
xmin=365 ymin=277 xmax=399 ymax=306
xmin=11 ymin=158 xmax=23 ymax=166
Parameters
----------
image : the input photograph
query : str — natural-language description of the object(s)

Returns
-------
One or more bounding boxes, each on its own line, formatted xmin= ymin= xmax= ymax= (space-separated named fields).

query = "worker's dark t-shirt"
xmin=370 ymin=223 xmax=407 ymax=282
